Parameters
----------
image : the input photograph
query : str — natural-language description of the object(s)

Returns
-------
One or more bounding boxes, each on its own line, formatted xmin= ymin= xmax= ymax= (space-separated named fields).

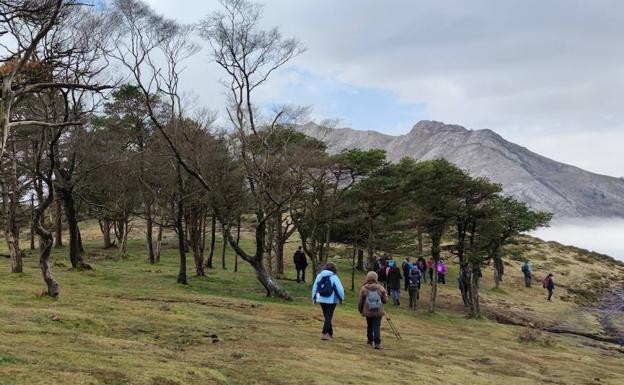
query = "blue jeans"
xmin=524 ymin=275 xmax=532 ymax=287
xmin=390 ymin=289 xmax=400 ymax=305
xmin=366 ymin=316 xmax=382 ymax=345
xmin=320 ymin=303 xmax=336 ymax=336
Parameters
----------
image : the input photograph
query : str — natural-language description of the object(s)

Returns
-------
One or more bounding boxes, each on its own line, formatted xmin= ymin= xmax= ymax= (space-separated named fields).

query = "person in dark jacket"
xmin=358 ymin=271 xmax=388 ymax=349
xmin=401 ymin=257 xmax=411 ymax=290
xmin=458 ymin=264 xmax=472 ymax=307
xmin=377 ymin=258 xmax=387 ymax=288
xmin=386 ymin=260 xmax=402 ymax=306
xmin=407 ymin=266 xmax=422 ymax=308
xmin=543 ymin=273 xmax=555 ymax=301
xmin=521 ymin=260 xmax=532 ymax=288
xmin=416 ymin=256 xmax=427 ymax=283
xmin=293 ymin=246 xmax=308 ymax=283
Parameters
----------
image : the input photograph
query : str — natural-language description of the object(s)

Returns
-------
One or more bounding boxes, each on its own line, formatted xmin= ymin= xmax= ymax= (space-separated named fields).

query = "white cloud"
xmin=142 ymin=0 xmax=624 ymax=177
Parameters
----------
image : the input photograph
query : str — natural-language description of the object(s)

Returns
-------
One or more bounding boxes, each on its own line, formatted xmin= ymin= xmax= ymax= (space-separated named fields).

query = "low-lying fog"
xmin=529 ymin=217 xmax=624 ymax=262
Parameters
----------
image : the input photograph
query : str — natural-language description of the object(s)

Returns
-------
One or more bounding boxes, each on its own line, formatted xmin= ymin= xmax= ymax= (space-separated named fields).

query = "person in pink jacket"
xmin=437 ymin=260 xmax=447 ymax=284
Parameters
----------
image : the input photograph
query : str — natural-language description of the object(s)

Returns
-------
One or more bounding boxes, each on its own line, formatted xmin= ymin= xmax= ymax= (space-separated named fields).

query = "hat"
xmin=366 ymin=271 xmax=378 ymax=282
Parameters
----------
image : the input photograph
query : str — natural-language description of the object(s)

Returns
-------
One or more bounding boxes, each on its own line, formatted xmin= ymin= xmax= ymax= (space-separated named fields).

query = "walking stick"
xmin=385 ymin=312 xmax=402 ymax=340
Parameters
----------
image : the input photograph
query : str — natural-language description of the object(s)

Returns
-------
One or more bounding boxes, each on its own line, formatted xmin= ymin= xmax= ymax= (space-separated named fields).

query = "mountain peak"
xmin=408 ymin=120 xmax=468 ymax=136
xmin=296 ymin=121 xmax=624 ymax=218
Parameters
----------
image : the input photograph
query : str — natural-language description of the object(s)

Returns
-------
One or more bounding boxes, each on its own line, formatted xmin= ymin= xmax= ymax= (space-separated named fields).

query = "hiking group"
xmin=304 ymin=246 xmax=557 ymax=349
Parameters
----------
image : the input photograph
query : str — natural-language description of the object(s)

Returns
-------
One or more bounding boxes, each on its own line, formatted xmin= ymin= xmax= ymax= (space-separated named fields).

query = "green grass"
xmin=1 ymin=227 xmax=624 ymax=384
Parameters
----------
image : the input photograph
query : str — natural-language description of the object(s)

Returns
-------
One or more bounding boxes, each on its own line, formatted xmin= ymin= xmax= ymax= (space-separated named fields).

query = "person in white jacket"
xmin=311 ymin=262 xmax=345 ymax=340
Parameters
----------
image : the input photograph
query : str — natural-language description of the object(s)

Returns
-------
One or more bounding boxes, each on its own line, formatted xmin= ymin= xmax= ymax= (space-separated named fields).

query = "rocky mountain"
xmin=298 ymin=120 xmax=624 ymax=218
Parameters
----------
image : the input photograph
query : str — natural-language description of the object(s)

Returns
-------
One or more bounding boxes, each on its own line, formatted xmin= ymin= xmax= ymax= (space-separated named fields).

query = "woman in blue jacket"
xmin=312 ymin=262 xmax=345 ymax=340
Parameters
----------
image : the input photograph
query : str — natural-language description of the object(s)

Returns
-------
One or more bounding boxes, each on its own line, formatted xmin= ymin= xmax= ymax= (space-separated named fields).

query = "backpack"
xmin=317 ymin=275 xmax=335 ymax=297
xmin=408 ymin=270 xmax=421 ymax=289
xmin=366 ymin=288 xmax=382 ymax=310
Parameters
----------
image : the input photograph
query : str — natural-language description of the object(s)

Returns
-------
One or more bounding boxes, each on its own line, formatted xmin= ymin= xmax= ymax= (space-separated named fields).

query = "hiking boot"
xmin=321 ymin=334 xmax=330 ymax=341
xmin=374 ymin=343 xmax=381 ymax=350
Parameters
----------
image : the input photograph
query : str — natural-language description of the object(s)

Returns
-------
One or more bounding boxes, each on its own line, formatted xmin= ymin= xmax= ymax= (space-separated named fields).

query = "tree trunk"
xmin=176 ymin=202 xmax=187 ymax=284
xmin=34 ymin=186 xmax=59 ymax=297
xmin=145 ymin=205 xmax=155 ymax=264
xmin=357 ymin=249 xmax=364 ymax=271
xmin=175 ymin=164 xmax=187 ymax=285
xmin=251 ymin=257 xmax=291 ymax=299
xmin=351 ymin=245 xmax=356 ymax=291
xmin=417 ymin=228 xmax=423 ymax=258
xmin=428 ymin=235 xmax=441 ymax=313
xmin=234 ymin=215 xmax=241 ymax=272
xmin=30 ymin=194 xmax=35 ymax=250
xmin=100 ymin=219 xmax=113 ymax=248
xmin=205 ymin=215 xmax=216 ymax=269
xmin=275 ymin=212 xmax=284 ymax=275
xmin=155 ymin=224 xmax=163 ymax=263
xmin=54 ymin=197 xmax=62 ymax=248
xmin=59 ymin=187 xmax=89 ymax=270
xmin=119 ymin=219 xmax=129 ymax=257
xmin=221 ymin=223 xmax=227 ymax=270
xmin=470 ymin=263 xmax=481 ymax=318
xmin=366 ymin=214 xmax=375 ymax=271
xmin=1 ymin=180 xmax=22 ymax=273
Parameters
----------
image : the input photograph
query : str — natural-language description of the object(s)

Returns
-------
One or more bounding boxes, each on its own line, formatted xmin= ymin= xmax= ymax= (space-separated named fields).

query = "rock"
xmin=51 ymin=314 xmax=61 ymax=321
xmin=298 ymin=120 xmax=624 ymax=217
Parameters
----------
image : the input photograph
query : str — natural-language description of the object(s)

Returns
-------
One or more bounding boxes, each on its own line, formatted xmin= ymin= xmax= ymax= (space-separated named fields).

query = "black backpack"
xmin=317 ymin=275 xmax=335 ymax=297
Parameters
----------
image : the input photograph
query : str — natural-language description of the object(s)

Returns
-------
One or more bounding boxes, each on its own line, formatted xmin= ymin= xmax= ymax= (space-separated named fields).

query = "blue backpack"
xmin=317 ymin=275 xmax=335 ymax=297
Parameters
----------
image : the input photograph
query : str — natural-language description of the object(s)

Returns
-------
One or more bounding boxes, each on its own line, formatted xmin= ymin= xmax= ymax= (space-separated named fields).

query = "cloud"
xmin=142 ymin=0 xmax=624 ymax=176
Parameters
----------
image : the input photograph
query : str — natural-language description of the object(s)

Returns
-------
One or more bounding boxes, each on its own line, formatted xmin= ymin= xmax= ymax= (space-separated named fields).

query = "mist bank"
xmin=529 ymin=217 xmax=624 ymax=262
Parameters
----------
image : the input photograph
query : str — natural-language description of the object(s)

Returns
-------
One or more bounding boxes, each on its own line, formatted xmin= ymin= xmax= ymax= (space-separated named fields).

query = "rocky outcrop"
xmin=299 ymin=120 xmax=624 ymax=218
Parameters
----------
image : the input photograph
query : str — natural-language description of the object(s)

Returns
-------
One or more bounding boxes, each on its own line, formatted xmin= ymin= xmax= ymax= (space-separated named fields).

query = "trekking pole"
xmin=385 ymin=313 xmax=402 ymax=340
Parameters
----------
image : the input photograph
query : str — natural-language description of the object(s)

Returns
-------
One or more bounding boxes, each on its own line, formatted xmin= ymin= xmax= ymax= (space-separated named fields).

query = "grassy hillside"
xmin=1 ymin=222 xmax=623 ymax=385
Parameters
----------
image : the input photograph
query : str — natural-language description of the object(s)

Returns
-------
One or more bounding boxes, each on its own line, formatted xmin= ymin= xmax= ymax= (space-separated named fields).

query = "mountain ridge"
xmin=298 ymin=120 xmax=624 ymax=218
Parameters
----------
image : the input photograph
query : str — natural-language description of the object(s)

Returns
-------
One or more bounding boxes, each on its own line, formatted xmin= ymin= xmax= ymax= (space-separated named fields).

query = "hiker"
xmin=386 ymin=260 xmax=402 ymax=306
xmin=312 ymin=262 xmax=345 ymax=340
xmin=377 ymin=258 xmax=387 ymax=288
xmin=427 ymin=256 xmax=434 ymax=284
xmin=407 ymin=265 xmax=422 ymax=308
xmin=402 ymin=257 xmax=411 ymax=290
xmin=543 ymin=273 xmax=555 ymax=301
xmin=437 ymin=259 xmax=447 ymax=284
xmin=358 ymin=271 xmax=388 ymax=349
xmin=458 ymin=264 xmax=472 ymax=307
xmin=293 ymin=246 xmax=308 ymax=283
xmin=521 ymin=260 xmax=532 ymax=288
xmin=494 ymin=256 xmax=504 ymax=282
xmin=416 ymin=256 xmax=427 ymax=283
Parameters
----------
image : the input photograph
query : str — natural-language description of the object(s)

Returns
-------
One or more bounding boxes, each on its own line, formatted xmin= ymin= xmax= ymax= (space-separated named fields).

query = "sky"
xmin=136 ymin=0 xmax=624 ymax=178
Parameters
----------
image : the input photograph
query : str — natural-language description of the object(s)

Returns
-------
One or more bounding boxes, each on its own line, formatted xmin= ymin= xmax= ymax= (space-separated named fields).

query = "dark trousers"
xmin=429 ymin=269 xmax=433 ymax=284
xmin=366 ymin=316 xmax=382 ymax=345
xmin=320 ymin=303 xmax=336 ymax=336
xmin=296 ymin=267 xmax=306 ymax=282
xmin=524 ymin=275 xmax=532 ymax=288
xmin=408 ymin=288 xmax=419 ymax=308
xmin=547 ymin=288 xmax=554 ymax=301
xmin=438 ymin=273 xmax=446 ymax=284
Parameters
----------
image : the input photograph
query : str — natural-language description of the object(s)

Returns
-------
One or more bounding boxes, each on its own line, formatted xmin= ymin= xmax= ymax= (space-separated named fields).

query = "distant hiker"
xmin=358 ymin=271 xmax=388 ymax=349
xmin=494 ymin=256 xmax=504 ymax=282
xmin=402 ymin=257 xmax=411 ymax=290
xmin=427 ymin=256 xmax=434 ymax=284
xmin=543 ymin=273 xmax=555 ymax=301
xmin=416 ymin=256 xmax=427 ymax=283
xmin=293 ymin=246 xmax=308 ymax=283
xmin=437 ymin=259 xmax=447 ymax=284
xmin=458 ymin=264 xmax=472 ymax=307
xmin=386 ymin=260 xmax=402 ymax=306
xmin=312 ymin=262 xmax=345 ymax=340
xmin=407 ymin=266 xmax=422 ymax=308
xmin=377 ymin=258 xmax=387 ymax=288
xmin=521 ymin=260 xmax=532 ymax=288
